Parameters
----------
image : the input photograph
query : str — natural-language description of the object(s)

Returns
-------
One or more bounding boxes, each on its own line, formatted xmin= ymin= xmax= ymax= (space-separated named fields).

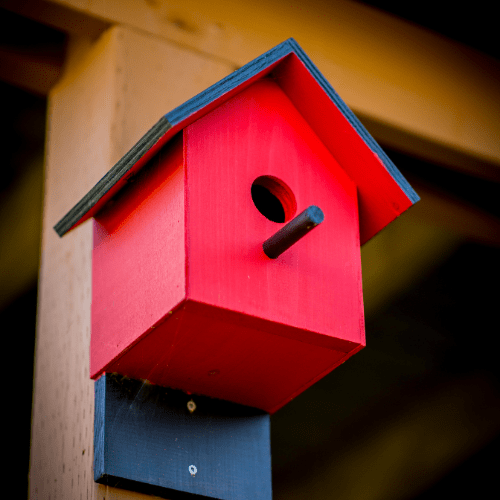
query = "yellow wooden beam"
xmin=4 ymin=0 xmax=500 ymax=179
xmin=29 ymin=25 xmax=234 ymax=499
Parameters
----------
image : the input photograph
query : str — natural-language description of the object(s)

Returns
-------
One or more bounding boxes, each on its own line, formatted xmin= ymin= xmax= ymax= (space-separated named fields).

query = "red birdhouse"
xmin=55 ymin=39 xmax=418 ymax=414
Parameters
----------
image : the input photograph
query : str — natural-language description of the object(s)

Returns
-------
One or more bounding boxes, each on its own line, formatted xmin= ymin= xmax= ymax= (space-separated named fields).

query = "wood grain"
xmin=30 ymin=26 xmax=234 ymax=500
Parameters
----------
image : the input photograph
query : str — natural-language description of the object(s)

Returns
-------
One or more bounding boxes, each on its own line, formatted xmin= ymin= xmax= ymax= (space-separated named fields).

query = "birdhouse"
xmin=55 ymin=38 xmax=418 ymax=414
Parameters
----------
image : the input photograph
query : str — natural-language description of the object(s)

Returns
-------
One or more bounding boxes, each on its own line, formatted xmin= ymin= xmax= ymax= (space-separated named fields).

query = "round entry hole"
xmin=251 ymin=176 xmax=296 ymax=223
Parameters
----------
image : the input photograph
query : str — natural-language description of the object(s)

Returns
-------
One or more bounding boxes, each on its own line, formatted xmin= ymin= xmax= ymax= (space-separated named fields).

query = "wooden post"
xmin=29 ymin=26 xmax=233 ymax=499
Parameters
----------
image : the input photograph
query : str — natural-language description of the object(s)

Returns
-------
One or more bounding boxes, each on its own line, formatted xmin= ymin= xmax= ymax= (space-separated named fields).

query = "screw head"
xmin=189 ymin=464 xmax=197 ymax=476
xmin=187 ymin=399 xmax=196 ymax=413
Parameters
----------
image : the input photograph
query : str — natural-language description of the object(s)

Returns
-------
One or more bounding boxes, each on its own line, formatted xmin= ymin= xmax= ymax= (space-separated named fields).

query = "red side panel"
xmin=91 ymin=134 xmax=186 ymax=379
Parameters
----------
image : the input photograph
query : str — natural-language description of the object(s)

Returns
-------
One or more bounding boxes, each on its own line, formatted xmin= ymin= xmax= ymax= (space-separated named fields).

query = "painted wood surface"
xmin=91 ymin=133 xmax=185 ymax=378
xmin=272 ymin=52 xmax=416 ymax=243
xmin=91 ymin=78 xmax=364 ymax=413
xmin=185 ymin=78 xmax=364 ymax=350
xmin=104 ymin=300 xmax=358 ymax=413
xmin=94 ymin=373 xmax=272 ymax=500
xmin=54 ymin=38 xmax=418 ymax=245
xmin=29 ymin=26 xmax=235 ymax=500
xmin=54 ymin=116 xmax=172 ymax=236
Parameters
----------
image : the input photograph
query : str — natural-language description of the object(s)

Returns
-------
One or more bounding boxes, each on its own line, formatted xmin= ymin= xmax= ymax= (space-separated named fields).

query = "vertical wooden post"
xmin=29 ymin=25 xmax=233 ymax=499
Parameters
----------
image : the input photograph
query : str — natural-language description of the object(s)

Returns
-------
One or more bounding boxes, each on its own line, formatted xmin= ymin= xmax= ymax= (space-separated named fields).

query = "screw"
xmin=189 ymin=465 xmax=197 ymax=476
xmin=187 ymin=399 xmax=196 ymax=413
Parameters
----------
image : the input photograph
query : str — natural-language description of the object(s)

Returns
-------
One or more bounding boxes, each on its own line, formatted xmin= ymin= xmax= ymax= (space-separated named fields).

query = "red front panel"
xmin=185 ymin=78 xmax=365 ymax=348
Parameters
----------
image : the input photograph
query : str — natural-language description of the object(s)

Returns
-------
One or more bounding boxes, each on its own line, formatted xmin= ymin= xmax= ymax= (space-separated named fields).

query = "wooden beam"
xmin=4 ymin=0 xmax=500 ymax=179
xmin=29 ymin=25 xmax=234 ymax=499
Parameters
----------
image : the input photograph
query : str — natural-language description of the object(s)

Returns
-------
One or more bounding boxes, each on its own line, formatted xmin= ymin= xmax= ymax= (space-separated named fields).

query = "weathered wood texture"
xmin=5 ymin=0 xmax=500 ymax=179
xmin=29 ymin=26 xmax=233 ymax=499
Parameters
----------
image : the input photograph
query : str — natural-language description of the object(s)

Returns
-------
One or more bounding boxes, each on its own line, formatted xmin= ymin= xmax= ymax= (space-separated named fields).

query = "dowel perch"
xmin=263 ymin=205 xmax=324 ymax=259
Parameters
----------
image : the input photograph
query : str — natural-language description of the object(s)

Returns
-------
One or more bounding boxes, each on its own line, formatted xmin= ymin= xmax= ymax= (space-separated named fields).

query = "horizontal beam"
xmin=3 ymin=0 xmax=500 ymax=179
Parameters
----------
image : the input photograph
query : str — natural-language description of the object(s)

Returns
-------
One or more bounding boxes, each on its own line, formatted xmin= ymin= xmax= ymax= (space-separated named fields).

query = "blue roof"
xmin=54 ymin=38 xmax=418 ymax=240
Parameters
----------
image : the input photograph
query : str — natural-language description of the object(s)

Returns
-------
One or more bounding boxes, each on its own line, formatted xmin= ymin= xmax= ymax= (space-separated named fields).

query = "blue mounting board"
xmin=94 ymin=373 xmax=272 ymax=500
